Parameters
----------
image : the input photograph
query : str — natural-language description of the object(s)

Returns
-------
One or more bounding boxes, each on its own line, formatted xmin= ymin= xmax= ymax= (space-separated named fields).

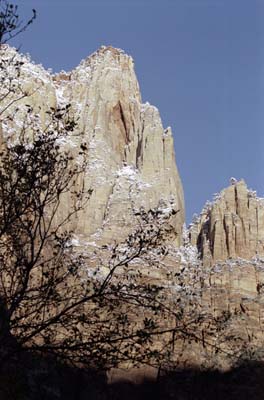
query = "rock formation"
xmin=0 ymin=45 xmax=184 ymax=245
xmin=183 ymin=180 xmax=264 ymax=368
xmin=189 ymin=180 xmax=264 ymax=264
xmin=1 ymin=44 xmax=264 ymax=374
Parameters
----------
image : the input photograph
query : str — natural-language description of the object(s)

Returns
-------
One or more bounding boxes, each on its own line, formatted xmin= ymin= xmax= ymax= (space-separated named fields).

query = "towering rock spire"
xmin=0 ymin=45 xmax=185 ymax=245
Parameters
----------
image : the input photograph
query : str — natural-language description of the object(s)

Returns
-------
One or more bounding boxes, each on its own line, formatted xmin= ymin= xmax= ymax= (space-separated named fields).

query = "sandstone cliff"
xmin=2 ymin=44 xmax=264 ymax=373
xmin=0 ymin=45 xmax=185 ymax=245
xmin=189 ymin=180 xmax=264 ymax=264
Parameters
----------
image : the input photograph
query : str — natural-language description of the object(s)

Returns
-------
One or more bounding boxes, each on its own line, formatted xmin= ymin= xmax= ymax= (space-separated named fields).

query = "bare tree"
xmin=0 ymin=3 xmax=249 ymax=386
xmin=0 ymin=8 xmax=193 ymax=371
xmin=0 ymin=97 xmax=230 ymax=371
xmin=0 ymin=39 xmax=175 ymax=370
xmin=0 ymin=0 xmax=36 ymax=45
xmin=0 ymin=102 xmax=90 ymax=363
xmin=0 ymin=120 xmax=176 ymax=369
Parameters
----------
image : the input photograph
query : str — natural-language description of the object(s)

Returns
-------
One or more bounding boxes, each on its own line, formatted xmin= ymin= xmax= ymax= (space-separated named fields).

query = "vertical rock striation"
xmin=190 ymin=180 xmax=264 ymax=264
xmin=0 ymin=45 xmax=185 ymax=245
xmin=2 ymin=44 xmax=264 ymax=371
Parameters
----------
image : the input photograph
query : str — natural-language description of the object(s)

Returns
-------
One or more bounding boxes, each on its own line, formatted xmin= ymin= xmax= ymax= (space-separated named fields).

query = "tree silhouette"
xmin=0 ymin=0 xmax=36 ymax=45
xmin=0 ymin=43 xmax=181 ymax=371
xmin=0 ymin=4 xmax=252 ymax=391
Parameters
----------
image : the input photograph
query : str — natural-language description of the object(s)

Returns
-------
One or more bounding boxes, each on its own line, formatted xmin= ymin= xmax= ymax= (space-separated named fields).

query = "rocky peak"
xmin=0 ymin=45 xmax=185 ymax=245
xmin=189 ymin=180 xmax=264 ymax=264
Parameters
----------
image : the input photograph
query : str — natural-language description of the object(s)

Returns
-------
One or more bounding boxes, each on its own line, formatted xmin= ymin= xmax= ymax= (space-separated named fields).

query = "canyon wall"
xmin=0 ymin=45 xmax=185 ymax=245
xmin=1 ymin=44 xmax=264 ymax=371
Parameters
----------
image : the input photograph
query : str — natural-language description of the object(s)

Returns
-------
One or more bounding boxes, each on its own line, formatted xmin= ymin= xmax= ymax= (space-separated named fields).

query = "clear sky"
xmin=13 ymin=0 xmax=264 ymax=223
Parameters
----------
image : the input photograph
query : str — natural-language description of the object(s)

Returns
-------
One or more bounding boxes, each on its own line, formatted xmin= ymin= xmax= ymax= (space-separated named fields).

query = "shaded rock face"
xmin=0 ymin=45 xmax=185 ymax=245
xmin=189 ymin=180 xmax=264 ymax=264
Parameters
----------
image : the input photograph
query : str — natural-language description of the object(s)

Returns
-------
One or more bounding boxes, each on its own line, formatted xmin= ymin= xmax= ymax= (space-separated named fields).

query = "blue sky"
xmin=13 ymin=0 xmax=264 ymax=223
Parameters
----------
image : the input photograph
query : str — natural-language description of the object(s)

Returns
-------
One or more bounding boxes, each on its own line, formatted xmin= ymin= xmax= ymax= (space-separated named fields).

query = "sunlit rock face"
xmin=2 ymin=44 xmax=264 ymax=372
xmin=180 ymin=180 xmax=264 ymax=368
xmin=189 ymin=180 xmax=264 ymax=265
xmin=0 ymin=45 xmax=185 ymax=245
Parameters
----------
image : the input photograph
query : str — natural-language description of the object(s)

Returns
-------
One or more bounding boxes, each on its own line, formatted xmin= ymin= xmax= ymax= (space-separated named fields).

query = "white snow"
xmin=55 ymin=136 xmax=78 ymax=148
xmin=55 ymin=86 xmax=68 ymax=107
xmin=117 ymin=165 xmax=137 ymax=180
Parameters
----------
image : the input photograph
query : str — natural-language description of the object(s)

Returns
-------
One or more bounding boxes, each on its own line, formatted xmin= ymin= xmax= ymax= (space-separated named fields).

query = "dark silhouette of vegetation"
xmin=0 ymin=5 xmax=231 ymax=371
xmin=1 ymin=353 xmax=264 ymax=400
xmin=0 ymin=24 xmax=192 ymax=372
xmin=0 ymin=45 xmax=250 ymax=392
xmin=0 ymin=2 xmax=261 ymax=399
xmin=0 ymin=0 xmax=36 ymax=45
